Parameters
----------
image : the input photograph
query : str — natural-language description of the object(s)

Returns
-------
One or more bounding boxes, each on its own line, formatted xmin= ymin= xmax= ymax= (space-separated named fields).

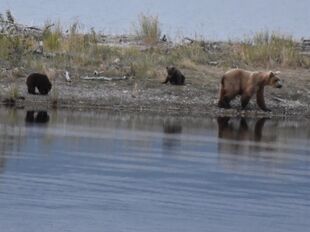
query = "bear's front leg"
xmin=241 ymin=94 xmax=251 ymax=109
xmin=162 ymin=75 xmax=171 ymax=84
xmin=27 ymin=86 xmax=36 ymax=95
xmin=256 ymin=87 xmax=271 ymax=111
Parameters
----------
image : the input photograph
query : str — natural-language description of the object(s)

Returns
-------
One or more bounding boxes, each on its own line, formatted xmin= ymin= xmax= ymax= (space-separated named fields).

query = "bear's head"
xmin=267 ymin=71 xmax=283 ymax=88
xmin=38 ymin=80 xmax=52 ymax=95
xmin=166 ymin=66 xmax=176 ymax=75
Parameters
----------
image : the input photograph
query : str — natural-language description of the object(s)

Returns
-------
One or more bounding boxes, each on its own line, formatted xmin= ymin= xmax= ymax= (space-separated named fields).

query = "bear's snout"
xmin=274 ymin=80 xmax=283 ymax=88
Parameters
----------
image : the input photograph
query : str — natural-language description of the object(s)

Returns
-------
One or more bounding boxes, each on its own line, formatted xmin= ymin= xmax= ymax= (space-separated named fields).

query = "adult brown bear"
xmin=218 ymin=69 xmax=282 ymax=111
xmin=26 ymin=73 xmax=52 ymax=95
xmin=162 ymin=66 xmax=185 ymax=85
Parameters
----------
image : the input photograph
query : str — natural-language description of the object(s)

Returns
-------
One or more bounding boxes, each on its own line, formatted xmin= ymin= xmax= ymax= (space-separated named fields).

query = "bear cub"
xmin=162 ymin=66 xmax=185 ymax=85
xmin=26 ymin=73 xmax=52 ymax=95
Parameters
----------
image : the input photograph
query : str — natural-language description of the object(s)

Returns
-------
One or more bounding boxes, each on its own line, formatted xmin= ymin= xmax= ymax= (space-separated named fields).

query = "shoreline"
xmin=1 ymin=66 xmax=310 ymax=119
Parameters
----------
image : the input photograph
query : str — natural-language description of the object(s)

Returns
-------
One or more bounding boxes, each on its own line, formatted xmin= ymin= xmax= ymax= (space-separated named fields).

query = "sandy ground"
xmin=1 ymin=66 xmax=310 ymax=118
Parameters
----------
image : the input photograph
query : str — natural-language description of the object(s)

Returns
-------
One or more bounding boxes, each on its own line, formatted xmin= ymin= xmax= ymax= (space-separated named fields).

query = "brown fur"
xmin=162 ymin=66 xmax=185 ymax=85
xmin=218 ymin=69 xmax=282 ymax=111
xmin=26 ymin=73 xmax=52 ymax=95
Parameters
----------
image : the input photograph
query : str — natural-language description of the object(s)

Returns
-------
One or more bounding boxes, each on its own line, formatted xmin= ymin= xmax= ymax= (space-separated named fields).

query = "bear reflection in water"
xmin=217 ymin=117 xmax=274 ymax=156
xmin=217 ymin=117 xmax=267 ymax=142
xmin=25 ymin=111 xmax=50 ymax=124
xmin=163 ymin=119 xmax=183 ymax=134
xmin=162 ymin=119 xmax=183 ymax=150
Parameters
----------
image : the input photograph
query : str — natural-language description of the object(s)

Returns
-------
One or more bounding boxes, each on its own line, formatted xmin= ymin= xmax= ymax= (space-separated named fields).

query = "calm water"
xmin=0 ymin=0 xmax=309 ymax=40
xmin=0 ymin=108 xmax=309 ymax=232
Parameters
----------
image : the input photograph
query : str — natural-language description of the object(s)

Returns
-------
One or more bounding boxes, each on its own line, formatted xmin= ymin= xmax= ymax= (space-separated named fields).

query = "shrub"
xmin=134 ymin=14 xmax=161 ymax=45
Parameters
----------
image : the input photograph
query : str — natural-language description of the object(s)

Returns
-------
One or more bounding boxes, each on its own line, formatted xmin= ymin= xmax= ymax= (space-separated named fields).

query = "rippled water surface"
xmin=0 ymin=0 xmax=310 ymax=39
xmin=0 ymin=109 xmax=310 ymax=232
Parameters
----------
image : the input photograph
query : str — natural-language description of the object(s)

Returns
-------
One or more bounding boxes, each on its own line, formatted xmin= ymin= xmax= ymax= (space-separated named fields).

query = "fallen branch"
xmin=80 ymin=76 xmax=128 ymax=81
xmin=208 ymin=61 xmax=219 ymax=66
xmin=0 ymin=20 xmax=42 ymax=38
xmin=272 ymin=96 xmax=286 ymax=103
xmin=43 ymin=23 xmax=55 ymax=31
xmin=183 ymin=37 xmax=195 ymax=44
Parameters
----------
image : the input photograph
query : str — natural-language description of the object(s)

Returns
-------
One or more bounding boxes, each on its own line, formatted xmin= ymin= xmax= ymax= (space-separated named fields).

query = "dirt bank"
xmin=1 ymin=66 xmax=309 ymax=118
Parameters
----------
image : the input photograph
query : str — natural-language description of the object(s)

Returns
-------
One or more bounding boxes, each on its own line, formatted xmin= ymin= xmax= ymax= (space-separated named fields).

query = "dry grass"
xmin=0 ymin=35 xmax=34 ymax=67
xmin=8 ymin=82 xmax=19 ymax=99
xmin=2 ymin=29 xmax=309 ymax=78
xmin=234 ymin=31 xmax=303 ymax=68
xmin=134 ymin=14 xmax=161 ymax=45
xmin=5 ymin=70 xmax=20 ymax=100
xmin=0 ymin=35 xmax=11 ymax=59
xmin=178 ymin=58 xmax=199 ymax=70
xmin=1 ymin=13 xmax=309 ymax=82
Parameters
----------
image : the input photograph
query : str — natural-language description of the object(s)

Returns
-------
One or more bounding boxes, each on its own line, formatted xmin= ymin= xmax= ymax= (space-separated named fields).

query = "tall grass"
xmin=0 ymin=35 xmax=11 ymax=59
xmin=170 ymin=43 xmax=210 ymax=65
xmin=7 ymin=70 xmax=20 ymax=101
xmin=0 ymin=35 xmax=33 ymax=67
xmin=2 ymin=11 xmax=309 ymax=83
xmin=134 ymin=14 xmax=161 ymax=45
xmin=66 ymin=22 xmax=85 ymax=52
xmin=236 ymin=31 xmax=301 ymax=67
xmin=43 ymin=21 xmax=62 ymax=52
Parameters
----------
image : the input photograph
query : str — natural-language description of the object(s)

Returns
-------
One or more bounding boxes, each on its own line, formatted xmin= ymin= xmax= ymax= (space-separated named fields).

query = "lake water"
xmin=0 ymin=108 xmax=309 ymax=232
xmin=0 ymin=0 xmax=309 ymax=40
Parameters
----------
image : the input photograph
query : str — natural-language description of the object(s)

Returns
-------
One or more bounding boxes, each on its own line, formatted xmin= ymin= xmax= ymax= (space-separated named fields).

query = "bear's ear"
xmin=268 ymin=71 xmax=275 ymax=78
xmin=167 ymin=66 xmax=175 ymax=72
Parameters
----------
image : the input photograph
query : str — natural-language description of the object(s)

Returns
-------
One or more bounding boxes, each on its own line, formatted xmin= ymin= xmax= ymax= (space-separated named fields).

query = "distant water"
xmin=0 ymin=108 xmax=310 ymax=232
xmin=0 ymin=0 xmax=309 ymax=40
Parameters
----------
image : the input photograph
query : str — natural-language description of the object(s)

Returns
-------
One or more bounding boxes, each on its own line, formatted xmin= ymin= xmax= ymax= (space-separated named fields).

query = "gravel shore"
xmin=1 ymin=66 xmax=310 ymax=118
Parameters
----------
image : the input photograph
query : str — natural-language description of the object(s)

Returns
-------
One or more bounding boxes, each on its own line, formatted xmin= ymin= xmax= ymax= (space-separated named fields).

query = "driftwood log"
xmin=0 ymin=21 xmax=44 ymax=38
xmin=0 ymin=11 xmax=54 ymax=39
xmin=80 ymin=76 xmax=128 ymax=81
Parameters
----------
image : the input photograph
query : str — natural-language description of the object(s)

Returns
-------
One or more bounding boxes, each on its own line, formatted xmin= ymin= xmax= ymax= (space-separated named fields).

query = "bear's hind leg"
xmin=218 ymin=96 xmax=232 ymax=109
xmin=218 ymin=87 xmax=232 ymax=109
xmin=178 ymin=74 xmax=185 ymax=85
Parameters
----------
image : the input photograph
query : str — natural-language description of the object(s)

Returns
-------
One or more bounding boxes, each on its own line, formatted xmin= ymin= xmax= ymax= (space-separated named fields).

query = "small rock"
xmin=64 ymin=71 xmax=71 ymax=82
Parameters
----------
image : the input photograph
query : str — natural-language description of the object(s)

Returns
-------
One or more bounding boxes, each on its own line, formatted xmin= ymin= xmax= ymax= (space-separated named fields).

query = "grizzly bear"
xmin=162 ymin=66 xmax=185 ymax=85
xmin=218 ymin=69 xmax=282 ymax=111
xmin=26 ymin=73 xmax=52 ymax=95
